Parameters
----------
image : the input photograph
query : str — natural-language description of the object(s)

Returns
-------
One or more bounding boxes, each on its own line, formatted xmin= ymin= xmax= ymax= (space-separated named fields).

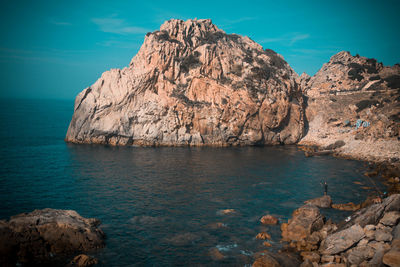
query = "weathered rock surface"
xmin=281 ymin=204 xmax=324 ymax=243
xmin=304 ymin=195 xmax=332 ymax=208
xmin=253 ymin=251 xmax=302 ymax=267
xmin=260 ymin=214 xmax=279 ymax=225
xmin=0 ymin=209 xmax=104 ymax=266
xmin=66 ymin=19 xmax=304 ymax=146
xmin=383 ymin=239 xmax=400 ymax=267
xmin=304 ymin=51 xmax=400 ymax=97
xmin=343 ymin=193 xmax=400 ymax=228
xmin=319 ymin=224 xmax=365 ymax=255
xmin=299 ymin=51 xmax=400 ymax=163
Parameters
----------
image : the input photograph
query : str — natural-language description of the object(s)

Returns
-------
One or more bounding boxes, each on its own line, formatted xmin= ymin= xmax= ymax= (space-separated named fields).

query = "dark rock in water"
xmin=253 ymin=253 xmax=280 ymax=267
xmin=208 ymin=247 xmax=225 ymax=261
xmin=69 ymin=254 xmax=98 ymax=267
xmin=320 ymin=224 xmax=365 ymax=255
xmin=304 ymin=195 xmax=332 ymax=208
xmin=281 ymin=204 xmax=325 ymax=243
xmin=256 ymin=232 xmax=271 ymax=240
xmin=0 ymin=208 xmax=105 ymax=266
xmin=260 ymin=214 xmax=279 ymax=225
xmin=253 ymin=251 xmax=301 ymax=267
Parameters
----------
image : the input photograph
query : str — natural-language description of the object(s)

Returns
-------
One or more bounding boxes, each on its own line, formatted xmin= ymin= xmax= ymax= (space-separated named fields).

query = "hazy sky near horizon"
xmin=0 ymin=0 xmax=399 ymax=99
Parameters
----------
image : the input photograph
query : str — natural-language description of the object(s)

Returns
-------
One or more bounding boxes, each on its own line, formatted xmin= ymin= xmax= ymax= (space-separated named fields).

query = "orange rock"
xmin=263 ymin=241 xmax=272 ymax=247
xmin=260 ymin=215 xmax=279 ymax=225
xmin=256 ymin=232 xmax=271 ymax=240
xmin=332 ymin=202 xmax=361 ymax=211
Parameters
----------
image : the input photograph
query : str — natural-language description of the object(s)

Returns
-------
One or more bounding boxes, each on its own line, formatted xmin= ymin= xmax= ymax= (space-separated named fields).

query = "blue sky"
xmin=0 ymin=0 xmax=399 ymax=99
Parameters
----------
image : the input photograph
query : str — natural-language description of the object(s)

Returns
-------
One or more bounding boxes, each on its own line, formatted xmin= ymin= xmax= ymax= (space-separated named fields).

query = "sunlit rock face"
xmin=66 ymin=19 xmax=305 ymax=146
xmin=299 ymin=51 xmax=400 ymax=163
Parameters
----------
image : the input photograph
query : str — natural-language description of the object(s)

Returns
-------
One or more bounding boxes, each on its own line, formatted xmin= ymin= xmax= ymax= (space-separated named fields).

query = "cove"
xmin=0 ymin=99 xmax=385 ymax=266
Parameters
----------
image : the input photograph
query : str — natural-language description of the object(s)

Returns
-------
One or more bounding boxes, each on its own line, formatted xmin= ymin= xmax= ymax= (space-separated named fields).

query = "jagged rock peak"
xmin=159 ymin=18 xmax=219 ymax=36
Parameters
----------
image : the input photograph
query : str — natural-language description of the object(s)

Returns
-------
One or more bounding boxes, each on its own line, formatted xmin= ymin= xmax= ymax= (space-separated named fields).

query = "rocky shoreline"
xmin=2 ymin=178 xmax=399 ymax=266
xmin=252 ymin=194 xmax=400 ymax=267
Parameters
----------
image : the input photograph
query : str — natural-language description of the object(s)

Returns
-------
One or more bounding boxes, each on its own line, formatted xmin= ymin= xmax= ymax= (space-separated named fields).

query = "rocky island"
xmin=65 ymin=18 xmax=400 ymax=165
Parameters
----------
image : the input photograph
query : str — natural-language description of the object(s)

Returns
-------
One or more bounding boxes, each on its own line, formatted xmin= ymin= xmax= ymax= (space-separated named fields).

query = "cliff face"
xmin=300 ymin=51 xmax=400 ymax=162
xmin=66 ymin=19 xmax=304 ymax=146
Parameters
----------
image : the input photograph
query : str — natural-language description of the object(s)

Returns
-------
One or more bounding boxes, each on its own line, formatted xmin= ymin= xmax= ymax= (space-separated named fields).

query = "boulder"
xmin=208 ymin=247 xmax=225 ymax=261
xmin=260 ymin=215 xmax=279 ymax=225
xmin=253 ymin=252 xmax=301 ymax=267
xmin=347 ymin=246 xmax=374 ymax=265
xmin=0 ymin=209 xmax=104 ymax=265
xmin=253 ymin=253 xmax=281 ymax=267
xmin=380 ymin=211 xmax=400 ymax=226
xmin=342 ymin=194 xmax=400 ymax=229
xmin=263 ymin=241 xmax=272 ymax=247
xmin=383 ymin=239 xmax=400 ymax=267
xmin=300 ymin=251 xmax=320 ymax=263
xmin=282 ymin=204 xmax=325 ymax=242
xmin=375 ymin=229 xmax=393 ymax=242
xmin=320 ymin=224 xmax=365 ymax=255
xmin=216 ymin=209 xmax=236 ymax=215
xmin=256 ymin=232 xmax=271 ymax=240
xmin=304 ymin=195 xmax=332 ymax=208
xmin=70 ymin=254 xmax=98 ymax=267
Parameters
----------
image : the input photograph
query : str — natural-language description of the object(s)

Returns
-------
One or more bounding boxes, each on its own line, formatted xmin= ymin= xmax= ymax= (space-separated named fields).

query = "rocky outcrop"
xmin=0 ymin=209 xmax=104 ymax=266
xmin=281 ymin=204 xmax=325 ymax=251
xmin=303 ymin=51 xmax=400 ymax=97
xmin=299 ymin=51 xmax=400 ymax=163
xmin=304 ymin=195 xmax=332 ymax=208
xmin=280 ymin=194 xmax=400 ymax=266
xmin=66 ymin=19 xmax=304 ymax=146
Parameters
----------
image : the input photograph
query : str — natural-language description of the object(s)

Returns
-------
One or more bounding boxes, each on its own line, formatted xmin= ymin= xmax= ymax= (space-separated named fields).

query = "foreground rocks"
xmin=0 ymin=208 xmax=104 ymax=266
xmin=275 ymin=194 xmax=400 ymax=266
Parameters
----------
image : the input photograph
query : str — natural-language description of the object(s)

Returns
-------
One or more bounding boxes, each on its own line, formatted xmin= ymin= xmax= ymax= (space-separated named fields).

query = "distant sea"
xmin=0 ymin=98 xmax=385 ymax=266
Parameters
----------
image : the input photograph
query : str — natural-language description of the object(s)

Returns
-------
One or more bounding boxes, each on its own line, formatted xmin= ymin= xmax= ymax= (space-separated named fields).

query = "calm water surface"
xmin=0 ymin=99 xmax=385 ymax=266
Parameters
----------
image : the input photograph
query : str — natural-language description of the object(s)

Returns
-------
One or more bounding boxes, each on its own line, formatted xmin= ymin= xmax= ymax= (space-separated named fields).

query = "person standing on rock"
xmin=321 ymin=181 xmax=328 ymax=195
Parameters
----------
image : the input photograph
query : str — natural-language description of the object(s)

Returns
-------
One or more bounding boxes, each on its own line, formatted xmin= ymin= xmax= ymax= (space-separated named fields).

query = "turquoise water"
xmin=0 ymin=99 xmax=385 ymax=266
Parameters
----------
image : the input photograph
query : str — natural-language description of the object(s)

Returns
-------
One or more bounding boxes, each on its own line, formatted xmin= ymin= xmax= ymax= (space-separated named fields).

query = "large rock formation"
xmin=66 ymin=19 xmax=304 ymax=146
xmin=299 ymin=51 xmax=400 ymax=163
xmin=304 ymin=51 xmax=400 ymax=97
xmin=0 ymin=209 xmax=104 ymax=266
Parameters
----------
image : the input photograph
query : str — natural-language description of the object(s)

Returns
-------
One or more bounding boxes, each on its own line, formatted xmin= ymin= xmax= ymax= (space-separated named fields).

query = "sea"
xmin=0 ymin=98 xmax=386 ymax=266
